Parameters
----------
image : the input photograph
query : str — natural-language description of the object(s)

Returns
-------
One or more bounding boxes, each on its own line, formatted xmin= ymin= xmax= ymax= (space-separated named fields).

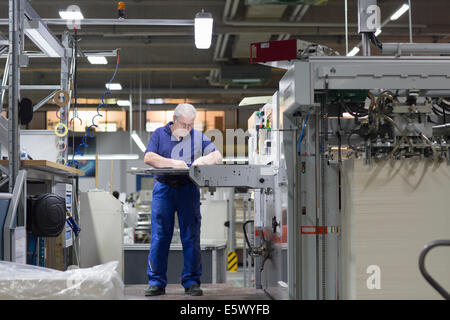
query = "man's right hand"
xmin=171 ymin=159 xmax=188 ymax=168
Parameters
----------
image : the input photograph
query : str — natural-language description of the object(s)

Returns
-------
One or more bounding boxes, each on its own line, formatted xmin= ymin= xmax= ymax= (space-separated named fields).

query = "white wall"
xmin=78 ymin=131 xmax=151 ymax=195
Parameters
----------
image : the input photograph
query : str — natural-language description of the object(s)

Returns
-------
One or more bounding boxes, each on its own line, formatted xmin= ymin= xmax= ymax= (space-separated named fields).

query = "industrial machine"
xmin=130 ymin=0 xmax=450 ymax=300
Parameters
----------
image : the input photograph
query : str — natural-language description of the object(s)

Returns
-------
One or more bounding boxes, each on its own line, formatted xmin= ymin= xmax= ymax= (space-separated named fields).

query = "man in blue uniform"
xmin=143 ymin=103 xmax=222 ymax=296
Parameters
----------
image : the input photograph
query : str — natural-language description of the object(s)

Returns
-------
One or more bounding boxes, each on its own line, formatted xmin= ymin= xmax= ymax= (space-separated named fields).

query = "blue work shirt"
xmin=145 ymin=121 xmax=217 ymax=184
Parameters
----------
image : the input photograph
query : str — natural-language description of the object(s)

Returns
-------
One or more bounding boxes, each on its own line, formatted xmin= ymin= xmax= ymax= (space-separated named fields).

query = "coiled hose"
xmin=67 ymin=51 xmax=120 ymax=167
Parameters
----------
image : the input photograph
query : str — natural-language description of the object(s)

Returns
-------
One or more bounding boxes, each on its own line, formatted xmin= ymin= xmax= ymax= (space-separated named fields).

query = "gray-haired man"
xmin=144 ymin=104 xmax=222 ymax=296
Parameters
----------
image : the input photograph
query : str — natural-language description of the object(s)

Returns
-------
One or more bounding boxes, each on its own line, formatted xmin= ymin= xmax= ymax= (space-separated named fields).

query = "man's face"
xmin=173 ymin=114 xmax=195 ymax=138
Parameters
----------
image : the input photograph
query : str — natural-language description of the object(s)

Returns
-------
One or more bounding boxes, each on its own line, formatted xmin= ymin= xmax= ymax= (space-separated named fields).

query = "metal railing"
xmin=418 ymin=240 xmax=450 ymax=300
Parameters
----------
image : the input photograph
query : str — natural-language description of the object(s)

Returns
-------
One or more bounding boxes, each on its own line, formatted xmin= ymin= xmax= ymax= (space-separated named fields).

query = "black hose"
xmin=243 ymin=220 xmax=254 ymax=255
xmin=340 ymin=101 xmax=368 ymax=118
xmin=368 ymin=32 xmax=383 ymax=51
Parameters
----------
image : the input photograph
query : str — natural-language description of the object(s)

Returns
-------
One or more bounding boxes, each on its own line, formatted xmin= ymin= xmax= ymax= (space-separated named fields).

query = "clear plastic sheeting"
xmin=0 ymin=261 xmax=124 ymax=300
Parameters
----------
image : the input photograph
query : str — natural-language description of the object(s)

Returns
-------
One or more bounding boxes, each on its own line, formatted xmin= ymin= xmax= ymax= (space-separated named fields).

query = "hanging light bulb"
xmin=195 ymin=10 xmax=213 ymax=49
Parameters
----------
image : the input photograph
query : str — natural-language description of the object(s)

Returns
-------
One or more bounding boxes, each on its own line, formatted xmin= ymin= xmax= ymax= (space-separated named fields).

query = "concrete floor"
xmin=124 ymin=269 xmax=270 ymax=300
xmin=124 ymin=283 xmax=270 ymax=300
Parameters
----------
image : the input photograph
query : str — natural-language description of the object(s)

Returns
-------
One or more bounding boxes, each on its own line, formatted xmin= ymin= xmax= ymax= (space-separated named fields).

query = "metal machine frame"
xmin=277 ymin=56 xmax=450 ymax=300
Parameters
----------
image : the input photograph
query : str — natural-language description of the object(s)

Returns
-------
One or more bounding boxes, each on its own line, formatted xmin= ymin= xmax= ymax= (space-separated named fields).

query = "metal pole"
xmin=139 ymin=72 xmax=142 ymax=137
xmin=408 ymin=0 xmax=413 ymax=44
xmin=243 ymin=195 xmax=247 ymax=287
xmin=314 ymin=112 xmax=321 ymax=300
xmin=254 ymin=189 xmax=262 ymax=289
xmin=59 ymin=32 xmax=71 ymax=165
xmin=0 ymin=54 xmax=9 ymax=112
xmin=345 ymin=0 xmax=349 ymax=55
xmin=382 ymin=43 xmax=450 ymax=55
xmin=8 ymin=0 xmax=21 ymax=193
xmin=3 ymin=170 xmax=26 ymax=261
xmin=228 ymin=188 xmax=235 ymax=252
xmin=129 ymin=92 xmax=133 ymax=153
xmin=361 ymin=34 xmax=371 ymax=56
xmin=321 ymin=91 xmax=328 ymax=300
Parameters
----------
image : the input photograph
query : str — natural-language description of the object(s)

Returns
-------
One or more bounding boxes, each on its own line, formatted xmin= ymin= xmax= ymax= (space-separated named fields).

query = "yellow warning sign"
xmin=227 ymin=251 xmax=238 ymax=272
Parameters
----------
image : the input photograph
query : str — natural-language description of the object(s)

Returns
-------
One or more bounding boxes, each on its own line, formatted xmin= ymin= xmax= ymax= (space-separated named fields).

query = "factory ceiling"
xmin=0 ymin=0 xmax=449 ymax=109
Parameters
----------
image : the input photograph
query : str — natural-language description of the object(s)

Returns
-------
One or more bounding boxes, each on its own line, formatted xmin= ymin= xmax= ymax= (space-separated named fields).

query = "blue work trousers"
xmin=147 ymin=181 xmax=202 ymax=289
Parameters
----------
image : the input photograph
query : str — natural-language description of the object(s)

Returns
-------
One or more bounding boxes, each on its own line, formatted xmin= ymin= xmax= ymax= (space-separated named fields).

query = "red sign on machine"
xmin=250 ymin=39 xmax=298 ymax=64
xmin=301 ymin=226 xmax=340 ymax=235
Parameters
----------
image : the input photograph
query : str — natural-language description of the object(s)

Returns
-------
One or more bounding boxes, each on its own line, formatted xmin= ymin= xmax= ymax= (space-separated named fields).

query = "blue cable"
xmin=297 ymin=113 xmax=309 ymax=154
xmin=67 ymin=52 xmax=120 ymax=167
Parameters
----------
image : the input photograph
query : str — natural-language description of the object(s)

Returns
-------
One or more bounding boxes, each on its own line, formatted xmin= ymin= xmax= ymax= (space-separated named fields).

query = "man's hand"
xmin=171 ymin=159 xmax=188 ymax=168
xmin=193 ymin=151 xmax=222 ymax=166
xmin=192 ymin=157 xmax=206 ymax=166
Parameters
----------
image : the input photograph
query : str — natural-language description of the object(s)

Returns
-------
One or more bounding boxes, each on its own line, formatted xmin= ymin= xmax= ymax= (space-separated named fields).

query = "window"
xmin=145 ymin=110 xmax=225 ymax=132
xmin=46 ymin=109 xmax=126 ymax=132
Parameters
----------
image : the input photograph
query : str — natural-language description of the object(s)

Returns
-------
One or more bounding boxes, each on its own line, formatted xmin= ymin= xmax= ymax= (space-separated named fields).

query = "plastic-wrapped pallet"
xmin=0 ymin=261 xmax=124 ymax=300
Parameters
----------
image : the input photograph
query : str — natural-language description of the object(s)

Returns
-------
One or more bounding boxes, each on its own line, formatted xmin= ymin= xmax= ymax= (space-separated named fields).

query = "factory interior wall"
xmin=341 ymin=158 xmax=450 ymax=300
xmin=78 ymin=131 xmax=149 ymax=194
xmin=77 ymin=126 xmax=251 ymax=194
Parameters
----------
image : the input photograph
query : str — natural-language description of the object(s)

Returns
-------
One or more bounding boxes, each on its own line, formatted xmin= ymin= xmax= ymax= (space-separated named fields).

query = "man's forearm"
xmin=144 ymin=152 xmax=174 ymax=168
xmin=201 ymin=150 xmax=222 ymax=165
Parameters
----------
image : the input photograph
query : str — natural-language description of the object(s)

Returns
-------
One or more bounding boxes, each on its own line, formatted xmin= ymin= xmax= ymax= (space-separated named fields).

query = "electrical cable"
xmin=418 ymin=131 xmax=439 ymax=163
xmin=368 ymin=32 xmax=383 ymax=51
xmin=375 ymin=113 xmax=414 ymax=153
xmin=297 ymin=113 xmax=309 ymax=154
xmin=432 ymin=98 xmax=450 ymax=124
xmin=339 ymin=101 xmax=368 ymax=118
xmin=67 ymin=49 xmax=120 ymax=167
xmin=243 ymin=220 xmax=255 ymax=255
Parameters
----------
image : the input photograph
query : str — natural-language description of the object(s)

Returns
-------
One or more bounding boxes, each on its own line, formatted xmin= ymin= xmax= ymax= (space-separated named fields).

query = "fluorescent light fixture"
xmin=131 ymin=131 xmax=147 ymax=153
xmin=87 ymin=56 xmax=108 ymax=64
xmin=195 ymin=10 xmax=213 ymax=49
xmin=70 ymin=154 xmax=139 ymax=160
xmin=347 ymin=46 xmax=360 ymax=57
xmin=238 ymin=96 xmax=272 ymax=107
xmin=146 ymin=98 xmax=165 ymax=104
xmin=390 ymin=4 xmax=409 ymax=21
xmin=117 ymin=100 xmax=130 ymax=107
xmin=231 ymin=79 xmax=263 ymax=84
xmin=59 ymin=10 xmax=84 ymax=20
xmin=342 ymin=112 xmax=368 ymax=119
xmin=105 ymin=83 xmax=122 ymax=90
xmin=375 ymin=29 xmax=382 ymax=37
xmin=24 ymin=20 xmax=64 ymax=58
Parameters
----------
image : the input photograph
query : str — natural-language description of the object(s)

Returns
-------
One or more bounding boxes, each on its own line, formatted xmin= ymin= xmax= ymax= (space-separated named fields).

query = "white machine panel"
xmin=200 ymin=200 xmax=228 ymax=244
xmin=80 ymin=191 xmax=124 ymax=279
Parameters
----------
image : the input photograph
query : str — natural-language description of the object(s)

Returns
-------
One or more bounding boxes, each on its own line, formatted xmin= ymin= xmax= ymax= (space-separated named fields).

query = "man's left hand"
xmin=192 ymin=157 xmax=206 ymax=166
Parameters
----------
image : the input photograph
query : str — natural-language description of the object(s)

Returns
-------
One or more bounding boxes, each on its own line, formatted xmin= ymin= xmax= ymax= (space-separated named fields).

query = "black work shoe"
xmin=145 ymin=285 xmax=165 ymax=296
xmin=185 ymin=284 xmax=203 ymax=296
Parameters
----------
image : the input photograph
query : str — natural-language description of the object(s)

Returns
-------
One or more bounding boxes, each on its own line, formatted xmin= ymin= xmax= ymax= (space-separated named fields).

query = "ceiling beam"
xmin=11 ymin=0 xmax=226 ymax=6
xmin=3 ymin=24 xmax=428 ymax=37
xmin=76 ymin=87 xmax=277 ymax=95
xmin=2 ymin=64 xmax=220 ymax=73
xmin=38 ymin=103 xmax=257 ymax=111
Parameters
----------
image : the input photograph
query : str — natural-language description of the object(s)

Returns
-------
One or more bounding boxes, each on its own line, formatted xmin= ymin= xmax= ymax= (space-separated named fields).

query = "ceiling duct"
xmin=245 ymin=0 xmax=327 ymax=5
xmin=220 ymin=65 xmax=271 ymax=85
